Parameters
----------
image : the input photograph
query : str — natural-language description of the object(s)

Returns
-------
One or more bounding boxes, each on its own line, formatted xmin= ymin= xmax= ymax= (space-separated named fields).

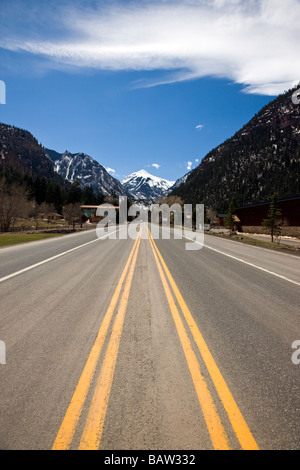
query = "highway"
xmin=0 ymin=225 xmax=299 ymax=450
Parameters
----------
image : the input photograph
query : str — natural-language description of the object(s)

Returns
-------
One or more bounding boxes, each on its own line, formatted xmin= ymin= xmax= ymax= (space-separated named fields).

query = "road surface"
xmin=0 ymin=225 xmax=299 ymax=450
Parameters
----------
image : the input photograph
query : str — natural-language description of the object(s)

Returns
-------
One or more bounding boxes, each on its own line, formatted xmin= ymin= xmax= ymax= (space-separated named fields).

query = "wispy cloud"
xmin=1 ymin=0 xmax=299 ymax=95
xmin=195 ymin=124 xmax=204 ymax=130
xmin=151 ymin=163 xmax=160 ymax=169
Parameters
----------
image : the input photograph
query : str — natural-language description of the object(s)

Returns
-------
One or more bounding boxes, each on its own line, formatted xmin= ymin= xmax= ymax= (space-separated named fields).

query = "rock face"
xmin=122 ymin=169 xmax=175 ymax=202
xmin=45 ymin=149 xmax=127 ymax=197
xmin=171 ymin=86 xmax=300 ymax=212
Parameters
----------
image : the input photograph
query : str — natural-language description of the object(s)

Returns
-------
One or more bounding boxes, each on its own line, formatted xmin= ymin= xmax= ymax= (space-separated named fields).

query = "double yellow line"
xmin=52 ymin=231 xmax=141 ymax=450
xmin=148 ymin=228 xmax=259 ymax=450
xmin=53 ymin=225 xmax=259 ymax=450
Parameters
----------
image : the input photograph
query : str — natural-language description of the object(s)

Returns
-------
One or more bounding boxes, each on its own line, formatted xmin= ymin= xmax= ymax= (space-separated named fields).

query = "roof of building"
xmin=80 ymin=205 xmax=120 ymax=209
xmin=237 ymin=194 xmax=300 ymax=210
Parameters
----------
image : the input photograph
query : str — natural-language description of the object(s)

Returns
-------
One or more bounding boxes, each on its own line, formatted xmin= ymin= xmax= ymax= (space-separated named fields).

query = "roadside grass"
xmin=0 ymin=233 xmax=64 ymax=247
xmin=12 ymin=218 xmax=68 ymax=230
xmin=206 ymin=231 xmax=300 ymax=255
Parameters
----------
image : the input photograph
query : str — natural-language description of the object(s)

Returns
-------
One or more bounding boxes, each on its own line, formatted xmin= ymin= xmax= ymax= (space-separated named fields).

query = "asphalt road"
xmin=0 ymin=225 xmax=299 ymax=450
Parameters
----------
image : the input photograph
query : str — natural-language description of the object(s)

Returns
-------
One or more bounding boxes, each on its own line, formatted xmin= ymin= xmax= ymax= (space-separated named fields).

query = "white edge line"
xmin=0 ymin=228 xmax=122 ymax=284
xmin=207 ymin=233 xmax=300 ymax=260
xmin=183 ymin=235 xmax=300 ymax=288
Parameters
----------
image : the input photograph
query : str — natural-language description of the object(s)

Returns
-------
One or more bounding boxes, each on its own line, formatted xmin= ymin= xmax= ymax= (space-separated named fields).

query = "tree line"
xmin=0 ymin=169 xmax=108 ymax=232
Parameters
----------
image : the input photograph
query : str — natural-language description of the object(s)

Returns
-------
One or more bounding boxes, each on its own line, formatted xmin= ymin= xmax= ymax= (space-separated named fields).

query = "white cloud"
xmin=1 ymin=0 xmax=300 ymax=95
xmin=195 ymin=124 xmax=204 ymax=130
xmin=106 ymin=167 xmax=115 ymax=174
xmin=151 ymin=163 xmax=160 ymax=169
xmin=186 ymin=158 xmax=199 ymax=170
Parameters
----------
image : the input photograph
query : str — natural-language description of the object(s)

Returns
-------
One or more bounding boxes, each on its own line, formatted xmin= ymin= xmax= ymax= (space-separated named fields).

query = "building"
xmin=213 ymin=213 xmax=241 ymax=231
xmin=235 ymin=194 xmax=300 ymax=235
xmin=80 ymin=205 xmax=120 ymax=223
xmin=38 ymin=212 xmax=63 ymax=221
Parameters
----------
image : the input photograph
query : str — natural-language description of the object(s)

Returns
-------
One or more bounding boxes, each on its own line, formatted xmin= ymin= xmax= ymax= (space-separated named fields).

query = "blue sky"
xmin=0 ymin=0 xmax=299 ymax=182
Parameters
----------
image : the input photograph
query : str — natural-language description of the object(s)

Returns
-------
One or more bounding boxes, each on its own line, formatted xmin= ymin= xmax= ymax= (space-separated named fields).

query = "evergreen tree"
xmin=262 ymin=192 xmax=282 ymax=242
xmin=34 ymin=176 xmax=47 ymax=205
xmin=52 ymin=183 xmax=64 ymax=214
xmin=82 ymin=186 xmax=97 ymax=205
xmin=66 ymin=181 xmax=82 ymax=205
xmin=96 ymin=190 xmax=105 ymax=205
xmin=226 ymin=198 xmax=236 ymax=231
xmin=45 ymin=181 xmax=64 ymax=213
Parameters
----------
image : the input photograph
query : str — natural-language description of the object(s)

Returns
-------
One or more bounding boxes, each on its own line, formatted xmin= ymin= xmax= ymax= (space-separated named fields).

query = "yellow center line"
xmin=79 ymin=233 xmax=141 ymax=450
xmin=52 ymin=232 xmax=141 ymax=451
xmin=148 ymin=228 xmax=230 ymax=450
xmin=148 ymin=228 xmax=259 ymax=451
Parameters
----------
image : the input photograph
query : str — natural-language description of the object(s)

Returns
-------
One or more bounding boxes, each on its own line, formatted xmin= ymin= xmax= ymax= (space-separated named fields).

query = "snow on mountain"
xmin=122 ymin=169 xmax=175 ymax=202
xmin=45 ymin=149 xmax=127 ymax=197
xmin=168 ymin=172 xmax=191 ymax=192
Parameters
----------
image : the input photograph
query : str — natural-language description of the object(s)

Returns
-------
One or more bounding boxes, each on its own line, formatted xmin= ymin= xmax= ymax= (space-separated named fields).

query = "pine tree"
xmin=226 ymin=198 xmax=236 ymax=232
xmin=83 ymin=186 xmax=97 ymax=205
xmin=45 ymin=181 xmax=64 ymax=214
xmin=96 ymin=190 xmax=105 ymax=205
xmin=66 ymin=181 xmax=82 ymax=205
xmin=34 ymin=176 xmax=47 ymax=205
xmin=262 ymin=192 xmax=282 ymax=242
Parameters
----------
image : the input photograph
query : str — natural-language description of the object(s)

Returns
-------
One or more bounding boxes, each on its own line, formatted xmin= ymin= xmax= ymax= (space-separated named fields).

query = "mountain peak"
xmin=134 ymin=169 xmax=152 ymax=177
xmin=45 ymin=148 xmax=127 ymax=197
xmin=122 ymin=169 xmax=175 ymax=202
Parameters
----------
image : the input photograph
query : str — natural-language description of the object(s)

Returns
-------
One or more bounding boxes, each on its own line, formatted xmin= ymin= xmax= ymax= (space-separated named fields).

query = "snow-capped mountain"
xmin=122 ymin=169 xmax=175 ymax=202
xmin=45 ymin=149 xmax=127 ymax=197
xmin=169 ymin=172 xmax=191 ymax=192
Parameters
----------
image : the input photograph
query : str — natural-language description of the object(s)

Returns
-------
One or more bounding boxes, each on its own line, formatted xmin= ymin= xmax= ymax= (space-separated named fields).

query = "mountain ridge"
xmin=171 ymin=86 xmax=300 ymax=212
xmin=45 ymin=148 xmax=127 ymax=197
xmin=2 ymin=85 xmax=299 ymax=211
xmin=0 ymin=123 xmax=64 ymax=184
